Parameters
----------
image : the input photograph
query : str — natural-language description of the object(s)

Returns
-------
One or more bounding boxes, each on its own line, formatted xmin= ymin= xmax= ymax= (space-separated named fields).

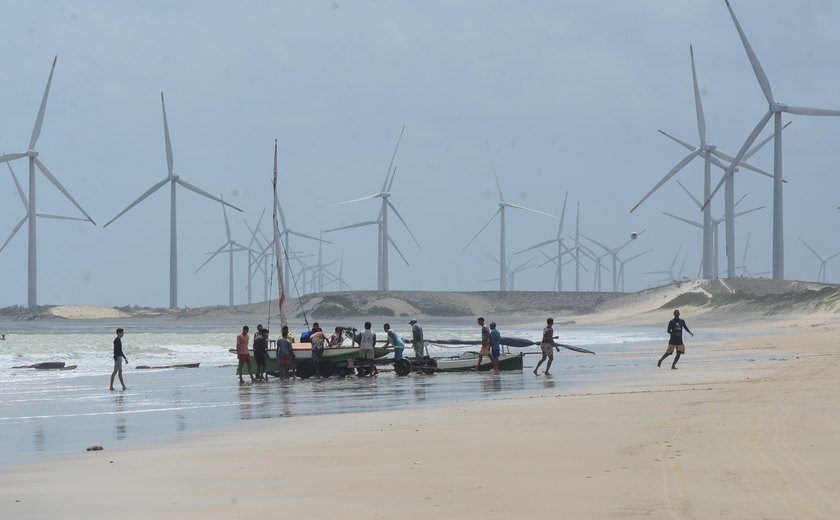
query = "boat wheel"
xmin=295 ymin=362 xmax=314 ymax=379
xmin=317 ymin=361 xmax=335 ymax=378
xmin=394 ymin=358 xmax=412 ymax=376
xmin=421 ymin=359 xmax=437 ymax=375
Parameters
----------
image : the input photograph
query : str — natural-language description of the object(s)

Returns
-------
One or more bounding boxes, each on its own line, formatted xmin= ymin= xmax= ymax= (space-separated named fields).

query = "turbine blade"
xmin=462 ymin=208 xmax=500 ymax=251
xmin=486 ymin=141 xmax=505 ymax=202
xmin=0 ymin=152 xmax=28 ymax=164
xmin=103 ymin=178 xmax=169 ymax=227
xmin=557 ymin=191 xmax=569 ymax=238
xmin=35 ymin=213 xmax=90 ymax=221
xmin=578 ymin=232 xmax=610 ymax=253
xmin=798 ymin=237 xmax=821 ymax=259
xmin=505 ymin=203 xmax=559 ymax=220
xmin=288 ymin=229 xmax=331 ymax=243
xmin=7 ymin=163 xmax=28 ymax=209
xmin=0 ymin=217 xmax=27 ymax=254
xmin=324 ymin=220 xmax=378 ymax=233
xmin=515 ymin=239 xmax=555 ymax=255
xmin=386 ymin=200 xmax=422 ymax=251
xmin=161 ymin=92 xmax=174 ymax=177
xmin=658 ymin=129 xmax=695 ymax=152
xmin=29 ymin=56 xmax=57 ymax=150
xmin=662 ymin=211 xmax=703 ymax=229
xmin=176 ymin=178 xmax=243 ymax=212
xmin=220 ymin=195 xmax=231 ymax=240
xmin=731 ymin=206 xmax=764 ymax=219
xmin=387 ymin=233 xmax=410 ymax=267
xmin=784 ymin=105 xmax=840 ymax=117
xmin=690 ymin=45 xmax=706 ymax=144
xmin=194 ymin=241 xmax=229 ymax=273
xmin=630 ymin=149 xmax=702 ymax=213
xmin=383 ymin=124 xmax=406 ymax=192
xmin=330 ymin=193 xmax=380 ymax=206
xmin=743 ymin=121 xmax=791 ymax=161
xmin=725 ymin=0 xmax=774 ymax=104
xmin=675 ymin=179 xmax=703 ymax=209
xmin=34 ymin=158 xmax=96 ymax=224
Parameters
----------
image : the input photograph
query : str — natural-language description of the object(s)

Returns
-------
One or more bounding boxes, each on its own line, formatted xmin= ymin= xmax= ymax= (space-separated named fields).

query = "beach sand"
xmin=2 ymin=297 xmax=840 ymax=518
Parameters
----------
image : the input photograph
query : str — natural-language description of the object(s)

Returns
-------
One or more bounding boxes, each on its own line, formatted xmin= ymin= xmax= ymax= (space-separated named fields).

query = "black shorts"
xmin=254 ymin=351 xmax=267 ymax=364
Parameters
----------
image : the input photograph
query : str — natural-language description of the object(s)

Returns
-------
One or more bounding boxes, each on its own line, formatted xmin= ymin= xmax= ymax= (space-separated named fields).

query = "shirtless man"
xmin=236 ymin=325 xmax=254 ymax=384
xmin=533 ymin=318 xmax=560 ymax=375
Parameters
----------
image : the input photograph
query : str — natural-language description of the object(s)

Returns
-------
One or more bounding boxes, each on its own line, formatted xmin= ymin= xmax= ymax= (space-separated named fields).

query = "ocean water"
xmin=0 ymin=318 xmax=743 ymax=465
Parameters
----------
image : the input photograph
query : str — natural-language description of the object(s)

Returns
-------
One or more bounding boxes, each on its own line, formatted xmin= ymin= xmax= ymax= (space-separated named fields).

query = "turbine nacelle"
xmin=25 ymin=150 xmax=39 ymax=158
xmin=771 ymin=102 xmax=788 ymax=112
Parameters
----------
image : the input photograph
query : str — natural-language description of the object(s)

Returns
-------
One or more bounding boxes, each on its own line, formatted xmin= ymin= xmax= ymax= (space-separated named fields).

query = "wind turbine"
xmin=616 ymin=248 xmax=654 ymax=293
xmin=579 ymin=231 xmax=644 ymax=292
xmin=0 ymin=163 xmax=90 ymax=254
xmin=798 ymin=237 xmax=840 ymax=283
xmin=515 ymin=191 xmax=569 ymax=292
xmin=660 ymin=122 xmax=786 ymax=278
xmin=103 ymin=93 xmax=241 ymax=308
xmin=630 ymin=46 xmax=720 ymax=278
xmin=483 ymin=254 xmax=538 ymax=291
xmin=576 ymin=242 xmax=611 ymax=292
xmin=0 ymin=57 xmax=96 ymax=308
xmin=274 ymin=193 xmax=330 ymax=293
xmin=712 ymin=0 xmax=840 ymax=280
xmin=194 ymin=196 xmax=256 ymax=306
xmin=644 ymin=246 xmax=683 ymax=286
xmin=663 ymin=181 xmax=764 ymax=278
xmin=326 ymin=125 xmax=420 ymax=291
xmin=463 ymin=143 xmax=559 ymax=291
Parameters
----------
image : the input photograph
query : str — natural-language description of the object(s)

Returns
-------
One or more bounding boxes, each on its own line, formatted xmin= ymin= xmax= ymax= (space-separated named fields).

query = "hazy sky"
xmin=2 ymin=0 xmax=840 ymax=308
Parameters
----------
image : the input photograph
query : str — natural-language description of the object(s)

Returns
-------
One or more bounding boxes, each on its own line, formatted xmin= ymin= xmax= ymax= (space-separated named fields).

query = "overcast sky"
xmin=2 ymin=0 xmax=840 ymax=308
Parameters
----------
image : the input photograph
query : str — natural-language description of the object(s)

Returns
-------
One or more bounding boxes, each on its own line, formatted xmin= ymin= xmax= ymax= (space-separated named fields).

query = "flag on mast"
xmin=272 ymin=140 xmax=288 ymax=327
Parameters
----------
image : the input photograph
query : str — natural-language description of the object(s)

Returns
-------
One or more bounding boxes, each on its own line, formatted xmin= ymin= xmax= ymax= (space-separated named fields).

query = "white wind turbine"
xmin=463 ymin=144 xmax=559 ymax=291
xmin=616 ymin=248 xmax=653 ymax=293
xmin=514 ymin=191 xmax=570 ymax=292
xmin=798 ymin=237 xmax=840 ymax=283
xmin=577 ymin=241 xmax=611 ymax=292
xmin=274 ymin=193 xmax=329 ymax=293
xmin=103 ymin=93 xmax=241 ymax=308
xmin=326 ymin=126 xmax=420 ymax=291
xmin=710 ymin=0 xmax=840 ymax=280
xmin=644 ymin=246 xmax=683 ymax=286
xmin=579 ymin=230 xmax=645 ymax=292
xmin=630 ymin=46 xmax=720 ymax=278
xmin=481 ymin=254 xmax=538 ymax=291
xmin=660 ymin=122 xmax=786 ymax=278
xmin=663 ymin=181 xmax=764 ymax=278
xmin=194 ymin=196 xmax=256 ymax=306
xmin=0 ymin=57 xmax=96 ymax=308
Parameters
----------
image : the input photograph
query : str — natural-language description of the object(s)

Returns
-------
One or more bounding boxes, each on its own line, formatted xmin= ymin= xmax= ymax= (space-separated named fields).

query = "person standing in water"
xmin=476 ymin=317 xmax=491 ymax=369
xmin=488 ymin=321 xmax=502 ymax=375
xmin=409 ymin=319 xmax=425 ymax=358
xmin=384 ymin=323 xmax=405 ymax=360
xmin=658 ymin=309 xmax=693 ymax=369
xmin=276 ymin=325 xmax=295 ymax=380
xmin=109 ymin=328 xmax=128 ymax=391
xmin=236 ymin=325 xmax=254 ymax=384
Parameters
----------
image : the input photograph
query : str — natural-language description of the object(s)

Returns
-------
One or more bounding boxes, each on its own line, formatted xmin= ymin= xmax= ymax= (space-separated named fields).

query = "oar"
xmin=425 ymin=337 xmax=595 ymax=355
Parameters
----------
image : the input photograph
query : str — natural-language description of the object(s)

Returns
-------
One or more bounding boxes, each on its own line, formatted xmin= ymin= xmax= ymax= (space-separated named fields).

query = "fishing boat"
xmin=393 ymin=351 xmax=523 ymax=375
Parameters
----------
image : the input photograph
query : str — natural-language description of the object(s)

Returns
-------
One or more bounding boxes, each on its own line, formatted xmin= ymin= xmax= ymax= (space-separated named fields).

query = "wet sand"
xmin=1 ymin=309 xmax=838 ymax=518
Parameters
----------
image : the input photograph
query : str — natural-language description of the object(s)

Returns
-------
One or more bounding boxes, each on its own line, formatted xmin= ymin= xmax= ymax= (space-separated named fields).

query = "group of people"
xmin=108 ymin=309 xmax=696 ymax=389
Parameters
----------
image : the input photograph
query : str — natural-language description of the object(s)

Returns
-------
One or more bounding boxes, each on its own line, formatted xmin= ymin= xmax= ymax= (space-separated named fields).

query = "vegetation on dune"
xmin=661 ymin=285 xmax=840 ymax=314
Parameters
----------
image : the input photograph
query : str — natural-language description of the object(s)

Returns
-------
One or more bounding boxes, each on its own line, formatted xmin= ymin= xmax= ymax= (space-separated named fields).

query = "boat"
xmin=393 ymin=352 xmax=523 ymax=375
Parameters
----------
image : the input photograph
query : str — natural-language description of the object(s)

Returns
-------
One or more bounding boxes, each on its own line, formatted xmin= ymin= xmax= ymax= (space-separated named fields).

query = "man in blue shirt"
xmin=489 ymin=321 xmax=502 ymax=375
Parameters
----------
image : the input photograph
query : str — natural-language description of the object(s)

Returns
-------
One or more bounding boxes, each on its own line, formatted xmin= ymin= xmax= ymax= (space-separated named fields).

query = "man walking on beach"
xmin=109 ymin=328 xmax=128 ymax=391
xmin=253 ymin=327 xmax=268 ymax=381
xmin=476 ymin=317 xmax=491 ymax=369
xmin=236 ymin=325 xmax=254 ymax=384
xmin=489 ymin=321 xmax=501 ymax=375
xmin=658 ymin=309 xmax=693 ymax=369
xmin=533 ymin=318 xmax=560 ymax=376
xmin=409 ymin=319 xmax=425 ymax=358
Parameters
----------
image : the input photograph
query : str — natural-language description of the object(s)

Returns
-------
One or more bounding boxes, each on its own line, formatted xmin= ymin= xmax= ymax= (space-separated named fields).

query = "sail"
xmin=272 ymin=140 xmax=288 ymax=327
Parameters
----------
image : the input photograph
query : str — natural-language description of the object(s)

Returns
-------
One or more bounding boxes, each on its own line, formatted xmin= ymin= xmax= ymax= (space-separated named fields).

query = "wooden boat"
xmin=393 ymin=351 xmax=523 ymax=375
xmin=233 ymin=342 xmax=394 ymax=379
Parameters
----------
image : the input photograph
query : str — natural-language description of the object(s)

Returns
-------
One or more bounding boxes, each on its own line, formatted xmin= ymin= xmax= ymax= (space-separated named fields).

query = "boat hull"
xmin=433 ymin=352 xmax=523 ymax=372
xmin=233 ymin=343 xmax=393 ymax=377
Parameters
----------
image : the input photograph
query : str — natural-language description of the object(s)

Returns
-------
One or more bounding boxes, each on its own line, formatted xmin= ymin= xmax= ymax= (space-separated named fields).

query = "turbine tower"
xmin=515 ymin=191 xmax=570 ymax=292
xmin=463 ymin=144 xmax=559 ymax=291
xmin=718 ymin=0 xmax=840 ymax=279
xmin=326 ymin=125 xmax=420 ymax=291
xmin=103 ymin=93 xmax=241 ymax=308
xmin=0 ymin=57 xmax=96 ymax=308
xmin=194 ymin=196 xmax=256 ymax=306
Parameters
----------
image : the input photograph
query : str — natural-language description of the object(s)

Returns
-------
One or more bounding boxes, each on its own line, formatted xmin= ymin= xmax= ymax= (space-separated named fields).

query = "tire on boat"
xmin=356 ymin=366 xmax=372 ymax=377
xmin=317 ymin=361 xmax=335 ymax=378
xmin=295 ymin=362 xmax=315 ymax=379
xmin=393 ymin=358 xmax=412 ymax=376
xmin=421 ymin=358 xmax=437 ymax=375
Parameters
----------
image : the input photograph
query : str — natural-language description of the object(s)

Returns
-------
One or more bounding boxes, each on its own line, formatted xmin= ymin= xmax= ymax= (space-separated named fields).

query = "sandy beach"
xmin=2 ymin=284 xmax=840 ymax=519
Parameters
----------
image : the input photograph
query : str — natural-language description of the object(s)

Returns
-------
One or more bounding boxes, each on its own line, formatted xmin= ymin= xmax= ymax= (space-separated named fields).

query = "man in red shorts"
xmin=236 ymin=325 xmax=254 ymax=383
